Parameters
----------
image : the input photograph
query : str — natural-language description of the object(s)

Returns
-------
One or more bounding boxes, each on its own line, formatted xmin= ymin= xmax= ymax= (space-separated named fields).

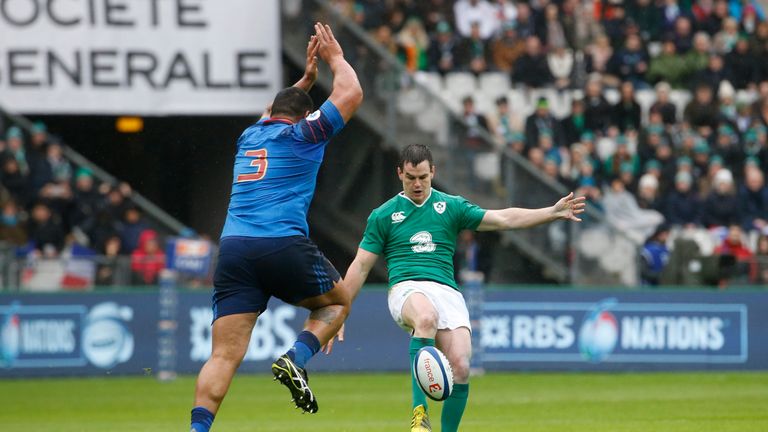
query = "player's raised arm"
xmin=314 ymin=22 xmax=363 ymax=123
xmin=259 ymin=36 xmax=319 ymax=120
xmin=477 ymin=192 xmax=586 ymax=231
xmin=343 ymin=248 xmax=379 ymax=300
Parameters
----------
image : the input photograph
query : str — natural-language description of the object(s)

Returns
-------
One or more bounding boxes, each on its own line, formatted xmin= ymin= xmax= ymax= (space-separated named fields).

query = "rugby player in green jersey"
xmin=342 ymin=144 xmax=586 ymax=432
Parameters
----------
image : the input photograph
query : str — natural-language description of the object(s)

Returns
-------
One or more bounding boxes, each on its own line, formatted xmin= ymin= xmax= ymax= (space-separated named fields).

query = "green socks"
xmin=409 ymin=337 xmax=435 ymax=410
xmin=441 ymin=383 xmax=469 ymax=432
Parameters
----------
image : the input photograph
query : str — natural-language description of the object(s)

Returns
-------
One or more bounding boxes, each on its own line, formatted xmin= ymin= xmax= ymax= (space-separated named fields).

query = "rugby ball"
xmin=413 ymin=346 xmax=453 ymax=401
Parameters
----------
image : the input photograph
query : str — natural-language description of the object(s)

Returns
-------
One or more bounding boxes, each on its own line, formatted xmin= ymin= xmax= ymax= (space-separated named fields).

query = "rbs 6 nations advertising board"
xmin=0 ymin=0 xmax=281 ymax=114
xmin=0 ymin=289 xmax=766 ymax=377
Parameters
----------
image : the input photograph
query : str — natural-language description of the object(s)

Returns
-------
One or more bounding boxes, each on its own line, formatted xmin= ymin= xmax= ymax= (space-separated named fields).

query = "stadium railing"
xmin=283 ymin=0 xmax=640 ymax=285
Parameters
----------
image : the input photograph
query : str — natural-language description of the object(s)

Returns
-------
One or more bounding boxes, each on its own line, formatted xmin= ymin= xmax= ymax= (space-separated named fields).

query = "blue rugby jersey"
xmin=220 ymin=100 xmax=345 ymax=239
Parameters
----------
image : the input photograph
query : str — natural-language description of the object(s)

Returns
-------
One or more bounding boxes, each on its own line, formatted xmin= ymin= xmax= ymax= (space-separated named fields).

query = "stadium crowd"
xmin=0 ymin=119 xmax=167 ymax=286
xmin=330 ymin=0 xmax=768 ymax=286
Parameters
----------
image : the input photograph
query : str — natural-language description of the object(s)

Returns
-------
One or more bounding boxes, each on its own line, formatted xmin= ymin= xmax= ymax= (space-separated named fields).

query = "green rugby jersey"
xmin=360 ymin=188 xmax=487 ymax=289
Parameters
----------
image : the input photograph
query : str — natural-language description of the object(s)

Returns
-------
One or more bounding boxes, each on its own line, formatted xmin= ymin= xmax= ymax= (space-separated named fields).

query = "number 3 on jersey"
xmin=237 ymin=149 xmax=268 ymax=182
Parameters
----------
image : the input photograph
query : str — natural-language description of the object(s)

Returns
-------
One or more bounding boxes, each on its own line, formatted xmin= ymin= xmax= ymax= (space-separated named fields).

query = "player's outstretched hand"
xmin=304 ymin=35 xmax=319 ymax=83
xmin=553 ymin=192 xmax=586 ymax=222
xmin=321 ymin=323 xmax=345 ymax=355
xmin=314 ymin=22 xmax=344 ymax=63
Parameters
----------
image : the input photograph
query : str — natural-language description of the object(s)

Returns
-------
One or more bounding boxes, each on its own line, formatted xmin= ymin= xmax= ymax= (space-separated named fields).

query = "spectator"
xmin=1 ymin=157 xmax=30 ymax=207
xmin=512 ymin=36 xmax=553 ymax=88
xmin=514 ymin=2 xmax=536 ymax=39
xmin=714 ymin=125 xmax=742 ymax=172
xmin=641 ymin=224 xmax=671 ymax=286
xmin=96 ymin=235 xmax=122 ymax=286
xmin=69 ymin=168 xmax=101 ymax=229
xmin=726 ymin=38 xmax=758 ymax=90
xmin=684 ymin=84 xmax=720 ymax=132
xmin=119 ymin=206 xmax=150 ymax=254
xmin=739 ymin=167 xmax=768 ymax=231
xmin=714 ymin=17 xmax=741 ymax=54
xmin=583 ymin=76 xmax=613 ymax=133
xmin=695 ymin=0 xmax=725 ymax=35
xmin=671 ymin=16 xmax=694 ymax=54
xmin=4 ymin=127 xmax=29 ymax=176
xmin=456 ymin=22 xmax=492 ymax=74
xmin=604 ymin=136 xmax=640 ymax=178
xmin=541 ymin=4 xmax=567 ymax=49
xmin=637 ymin=173 xmax=663 ymax=211
xmin=45 ymin=141 xmax=72 ymax=184
xmin=0 ymin=200 xmax=27 ymax=247
xmin=585 ymin=34 xmax=614 ymax=80
xmin=547 ymin=46 xmax=574 ymax=90
xmin=130 ymin=229 xmax=166 ymax=285
xmin=491 ymin=22 xmax=526 ymax=72
xmin=602 ymin=5 xmax=628 ymax=49
xmin=613 ymin=81 xmax=642 ymax=132
xmin=27 ymin=122 xmax=52 ymax=192
xmin=683 ymin=32 xmax=713 ymax=80
xmin=603 ymin=177 xmax=664 ymax=244
xmin=714 ymin=224 xmax=755 ymax=284
xmin=454 ymin=0 xmax=498 ymax=40
xmin=660 ymin=0 xmax=685 ymax=34
xmin=427 ymin=21 xmax=460 ymax=75
xmin=650 ymin=82 xmax=678 ymax=125
xmin=608 ymin=33 xmax=650 ymax=88
xmin=647 ymin=41 xmax=688 ymax=88
xmin=664 ymin=171 xmax=702 ymax=226
xmin=703 ymin=168 xmax=741 ymax=227
xmin=525 ymin=97 xmax=560 ymax=149
xmin=488 ymin=96 xmax=523 ymax=148
xmin=82 ymin=208 xmax=120 ymax=253
xmin=397 ymin=17 xmax=430 ymax=72
xmin=560 ymin=98 xmax=587 ymax=147
xmin=413 ymin=0 xmax=455 ymax=33
xmin=27 ymin=201 xmax=65 ymax=255
xmin=627 ymin=0 xmax=661 ymax=42
xmin=753 ymin=234 xmax=768 ymax=284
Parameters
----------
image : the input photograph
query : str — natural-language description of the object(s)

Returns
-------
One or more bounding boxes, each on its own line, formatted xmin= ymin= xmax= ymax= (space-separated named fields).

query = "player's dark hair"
xmin=399 ymin=144 xmax=433 ymax=169
xmin=271 ymin=87 xmax=314 ymax=119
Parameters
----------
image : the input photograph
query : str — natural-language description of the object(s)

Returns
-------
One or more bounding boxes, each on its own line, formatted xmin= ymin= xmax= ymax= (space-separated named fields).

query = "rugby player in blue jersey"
xmin=190 ymin=23 xmax=363 ymax=432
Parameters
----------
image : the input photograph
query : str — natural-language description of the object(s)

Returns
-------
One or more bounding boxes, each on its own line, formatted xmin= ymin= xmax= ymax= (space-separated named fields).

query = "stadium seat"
xmin=397 ymin=87 xmax=430 ymax=115
xmin=473 ymin=152 xmax=500 ymax=181
xmin=669 ymin=90 xmax=692 ymax=121
xmin=479 ymin=72 xmax=511 ymax=100
xmin=413 ymin=71 xmax=444 ymax=94
xmin=603 ymin=88 xmax=620 ymax=105
xmin=445 ymin=72 xmax=478 ymax=100
xmin=635 ymin=90 xmax=656 ymax=124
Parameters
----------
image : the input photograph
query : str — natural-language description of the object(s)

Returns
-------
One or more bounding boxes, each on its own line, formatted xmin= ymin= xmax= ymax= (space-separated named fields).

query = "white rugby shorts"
xmin=388 ymin=280 xmax=471 ymax=333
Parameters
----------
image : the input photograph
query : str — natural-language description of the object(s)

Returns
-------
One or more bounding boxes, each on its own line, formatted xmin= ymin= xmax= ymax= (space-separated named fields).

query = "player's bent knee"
xmin=412 ymin=312 xmax=439 ymax=334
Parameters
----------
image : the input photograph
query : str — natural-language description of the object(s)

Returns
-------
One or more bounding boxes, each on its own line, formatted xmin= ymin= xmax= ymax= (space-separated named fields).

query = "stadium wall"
xmin=0 ymin=288 xmax=766 ymax=377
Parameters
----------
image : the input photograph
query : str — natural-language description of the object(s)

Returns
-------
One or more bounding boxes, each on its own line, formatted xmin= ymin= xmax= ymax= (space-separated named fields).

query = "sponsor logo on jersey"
xmin=391 ymin=211 xmax=407 ymax=223
xmin=433 ymin=201 xmax=446 ymax=214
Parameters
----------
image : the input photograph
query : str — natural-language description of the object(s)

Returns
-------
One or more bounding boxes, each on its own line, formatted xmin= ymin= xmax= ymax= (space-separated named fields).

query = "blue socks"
xmin=190 ymin=406 xmax=214 ymax=432
xmin=286 ymin=330 xmax=321 ymax=368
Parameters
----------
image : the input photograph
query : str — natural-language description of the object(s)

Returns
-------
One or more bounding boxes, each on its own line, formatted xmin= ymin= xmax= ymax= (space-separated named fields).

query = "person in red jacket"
xmin=130 ymin=229 xmax=165 ymax=285
xmin=714 ymin=224 xmax=756 ymax=285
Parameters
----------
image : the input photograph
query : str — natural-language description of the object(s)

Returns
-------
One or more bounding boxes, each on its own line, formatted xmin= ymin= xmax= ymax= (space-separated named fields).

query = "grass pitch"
xmin=1 ymin=372 xmax=766 ymax=431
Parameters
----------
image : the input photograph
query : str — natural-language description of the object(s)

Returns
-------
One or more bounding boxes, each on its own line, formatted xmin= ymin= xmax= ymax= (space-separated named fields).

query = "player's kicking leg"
xmin=399 ymin=291 xmax=440 ymax=432
xmin=436 ymin=327 xmax=472 ymax=432
xmin=271 ymin=280 xmax=350 ymax=413
xmin=191 ymin=312 xmax=259 ymax=432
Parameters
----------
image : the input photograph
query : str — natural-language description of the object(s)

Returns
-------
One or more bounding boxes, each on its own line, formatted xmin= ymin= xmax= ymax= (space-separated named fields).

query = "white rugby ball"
xmin=413 ymin=346 xmax=454 ymax=401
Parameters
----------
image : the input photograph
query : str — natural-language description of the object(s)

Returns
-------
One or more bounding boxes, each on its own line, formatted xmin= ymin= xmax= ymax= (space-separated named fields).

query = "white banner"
xmin=0 ymin=0 xmax=282 ymax=115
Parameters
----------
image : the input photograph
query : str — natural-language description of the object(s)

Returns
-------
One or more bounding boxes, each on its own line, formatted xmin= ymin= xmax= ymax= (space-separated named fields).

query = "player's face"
xmin=398 ymin=161 xmax=434 ymax=204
